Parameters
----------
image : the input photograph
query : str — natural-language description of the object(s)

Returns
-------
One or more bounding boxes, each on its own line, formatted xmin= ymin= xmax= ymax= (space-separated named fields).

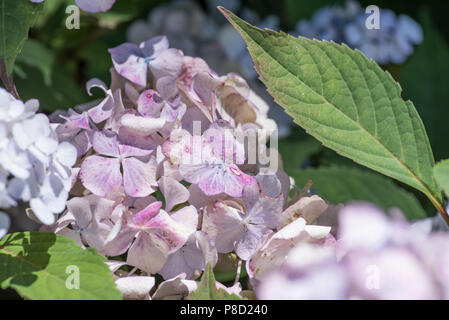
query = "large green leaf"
xmin=290 ymin=166 xmax=427 ymax=220
xmin=188 ymin=264 xmax=242 ymax=300
xmin=434 ymin=160 xmax=449 ymax=199
xmin=0 ymin=232 xmax=122 ymax=300
xmin=0 ymin=0 xmax=43 ymax=75
xmin=16 ymin=39 xmax=54 ymax=85
xmin=219 ymin=7 xmax=444 ymax=213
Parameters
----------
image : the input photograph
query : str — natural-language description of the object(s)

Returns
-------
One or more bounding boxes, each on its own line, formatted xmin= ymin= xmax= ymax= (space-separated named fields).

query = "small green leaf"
xmin=0 ymin=232 xmax=122 ymax=300
xmin=16 ymin=39 xmax=54 ymax=85
xmin=188 ymin=264 xmax=243 ymax=300
xmin=0 ymin=0 xmax=43 ymax=75
xmin=219 ymin=8 xmax=444 ymax=213
xmin=434 ymin=160 xmax=449 ymax=199
xmin=290 ymin=166 xmax=427 ymax=220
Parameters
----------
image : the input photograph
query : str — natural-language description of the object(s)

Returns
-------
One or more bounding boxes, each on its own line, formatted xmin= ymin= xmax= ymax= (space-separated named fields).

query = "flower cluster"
xmin=294 ymin=0 xmax=423 ymax=64
xmin=257 ymin=203 xmax=449 ymax=300
xmin=0 ymin=88 xmax=77 ymax=233
xmin=40 ymin=35 xmax=333 ymax=298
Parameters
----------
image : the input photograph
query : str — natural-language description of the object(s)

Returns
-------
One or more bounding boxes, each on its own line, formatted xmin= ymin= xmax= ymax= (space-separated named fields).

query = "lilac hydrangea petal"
xmin=29 ymin=198 xmax=55 ymax=225
xmin=152 ymin=274 xmax=198 ymax=300
xmin=158 ymin=176 xmax=189 ymax=212
xmin=132 ymin=201 xmax=163 ymax=227
xmin=137 ymin=90 xmax=164 ymax=117
xmin=91 ymin=130 xmax=120 ymax=157
xmin=139 ymin=36 xmax=170 ymax=59
xmin=127 ymin=231 xmax=169 ymax=274
xmin=122 ymin=157 xmax=157 ymax=197
xmin=66 ymin=197 xmax=92 ymax=228
xmin=149 ymin=48 xmax=183 ymax=81
xmin=115 ymin=276 xmax=155 ymax=300
xmin=75 ymin=0 xmax=116 ymax=13
xmin=235 ymin=224 xmax=272 ymax=261
xmin=202 ymin=201 xmax=245 ymax=253
xmin=223 ymin=165 xmax=255 ymax=197
xmin=80 ymin=155 xmax=122 ymax=197
xmin=145 ymin=210 xmax=191 ymax=252
xmin=108 ymin=43 xmax=147 ymax=87
xmin=119 ymin=113 xmax=166 ymax=135
xmin=280 ymin=195 xmax=328 ymax=228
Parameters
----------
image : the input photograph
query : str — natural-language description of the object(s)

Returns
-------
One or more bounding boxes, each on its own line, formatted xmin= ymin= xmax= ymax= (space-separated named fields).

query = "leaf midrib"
xmin=229 ymin=16 xmax=440 ymax=205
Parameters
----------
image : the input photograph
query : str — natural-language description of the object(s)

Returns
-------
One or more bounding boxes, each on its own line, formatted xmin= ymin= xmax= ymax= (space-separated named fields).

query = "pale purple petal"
xmin=115 ymin=276 xmax=155 ymax=300
xmin=131 ymin=201 xmax=163 ymax=227
xmin=202 ymin=201 xmax=245 ymax=254
xmin=80 ymin=155 xmax=122 ymax=197
xmin=122 ymin=157 xmax=157 ymax=197
xmin=149 ymin=48 xmax=183 ymax=81
xmin=127 ymin=231 xmax=169 ymax=274
xmin=158 ymin=176 xmax=190 ymax=212
xmin=108 ymin=43 xmax=147 ymax=87
xmin=139 ymin=36 xmax=170 ymax=59
xmin=75 ymin=0 xmax=115 ymax=13
xmin=91 ymin=130 xmax=120 ymax=157
xmin=235 ymin=224 xmax=272 ymax=261
xmin=137 ymin=90 xmax=164 ymax=117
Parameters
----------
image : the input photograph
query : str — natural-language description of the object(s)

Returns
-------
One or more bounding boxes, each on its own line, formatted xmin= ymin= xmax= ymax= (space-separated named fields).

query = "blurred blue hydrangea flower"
xmin=295 ymin=0 xmax=423 ymax=64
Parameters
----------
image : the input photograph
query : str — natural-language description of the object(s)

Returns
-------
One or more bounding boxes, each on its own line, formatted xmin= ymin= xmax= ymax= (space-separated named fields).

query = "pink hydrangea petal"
xmin=66 ymin=197 xmax=92 ymax=228
xmin=80 ymin=155 xmax=122 ymax=197
xmin=122 ymin=157 xmax=157 ymax=197
xmin=235 ymin=224 xmax=272 ymax=261
xmin=145 ymin=210 xmax=191 ymax=252
xmin=223 ymin=165 xmax=255 ymax=197
xmin=202 ymin=201 xmax=245 ymax=254
xmin=137 ymin=89 xmax=164 ymax=117
xmin=188 ymin=183 xmax=228 ymax=209
xmin=127 ymin=231 xmax=169 ymax=274
xmin=91 ymin=130 xmax=120 ymax=157
xmin=170 ymin=205 xmax=198 ymax=233
xmin=117 ymin=127 xmax=156 ymax=157
xmin=132 ymin=201 xmax=163 ymax=227
xmin=139 ymin=36 xmax=169 ymax=59
xmin=158 ymin=176 xmax=189 ymax=212
xmin=109 ymin=43 xmax=147 ymax=87
xmin=149 ymin=48 xmax=183 ymax=81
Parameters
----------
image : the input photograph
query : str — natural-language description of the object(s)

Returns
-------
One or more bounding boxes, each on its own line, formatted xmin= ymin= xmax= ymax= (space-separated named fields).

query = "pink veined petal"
xmin=88 ymin=95 xmax=116 ymax=124
xmin=158 ymin=176 xmax=190 ymax=212
xmin=187 ymin=183 xmax=228 ymax=209
xmin=132 ymin=201 xmax=163 ymax=227
xmin=235 ymin=224 xmax=272 ymax=261
xmin=170 ymin=205 xmax=198 ymax=233
xmin=112 ymin=53 xmax=147 ymax=87
xmin=80 ymin=155 xmax=122 ymax=197
xmin=202 ymin=201 xmax=245 ymax=254
xmin=149 ymin=48 xmax=183 ymax=81
xmin=198 ymin=166 xmax=227 ymax=196
xmin=91 ymin=130 xmax=120 ymax=157
xmin=117 ymin=127 xmax=156 ymax=157
xmin=122 ymin=157 xmax=157 ymax=197
xmin=137 ymin=89 xmax=164 ymax=117
xmin=127 ymin=231 xmax=169 ymax=274
xmin=146 ymin=210 xmax=191 ymax=252
xmin=223 ymin=165 xmax=255 ymax=197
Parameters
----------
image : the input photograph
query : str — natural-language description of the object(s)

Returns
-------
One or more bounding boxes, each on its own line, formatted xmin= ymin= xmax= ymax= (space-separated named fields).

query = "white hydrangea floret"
xmin=0 ymin=88 xmax=77 ymax=225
